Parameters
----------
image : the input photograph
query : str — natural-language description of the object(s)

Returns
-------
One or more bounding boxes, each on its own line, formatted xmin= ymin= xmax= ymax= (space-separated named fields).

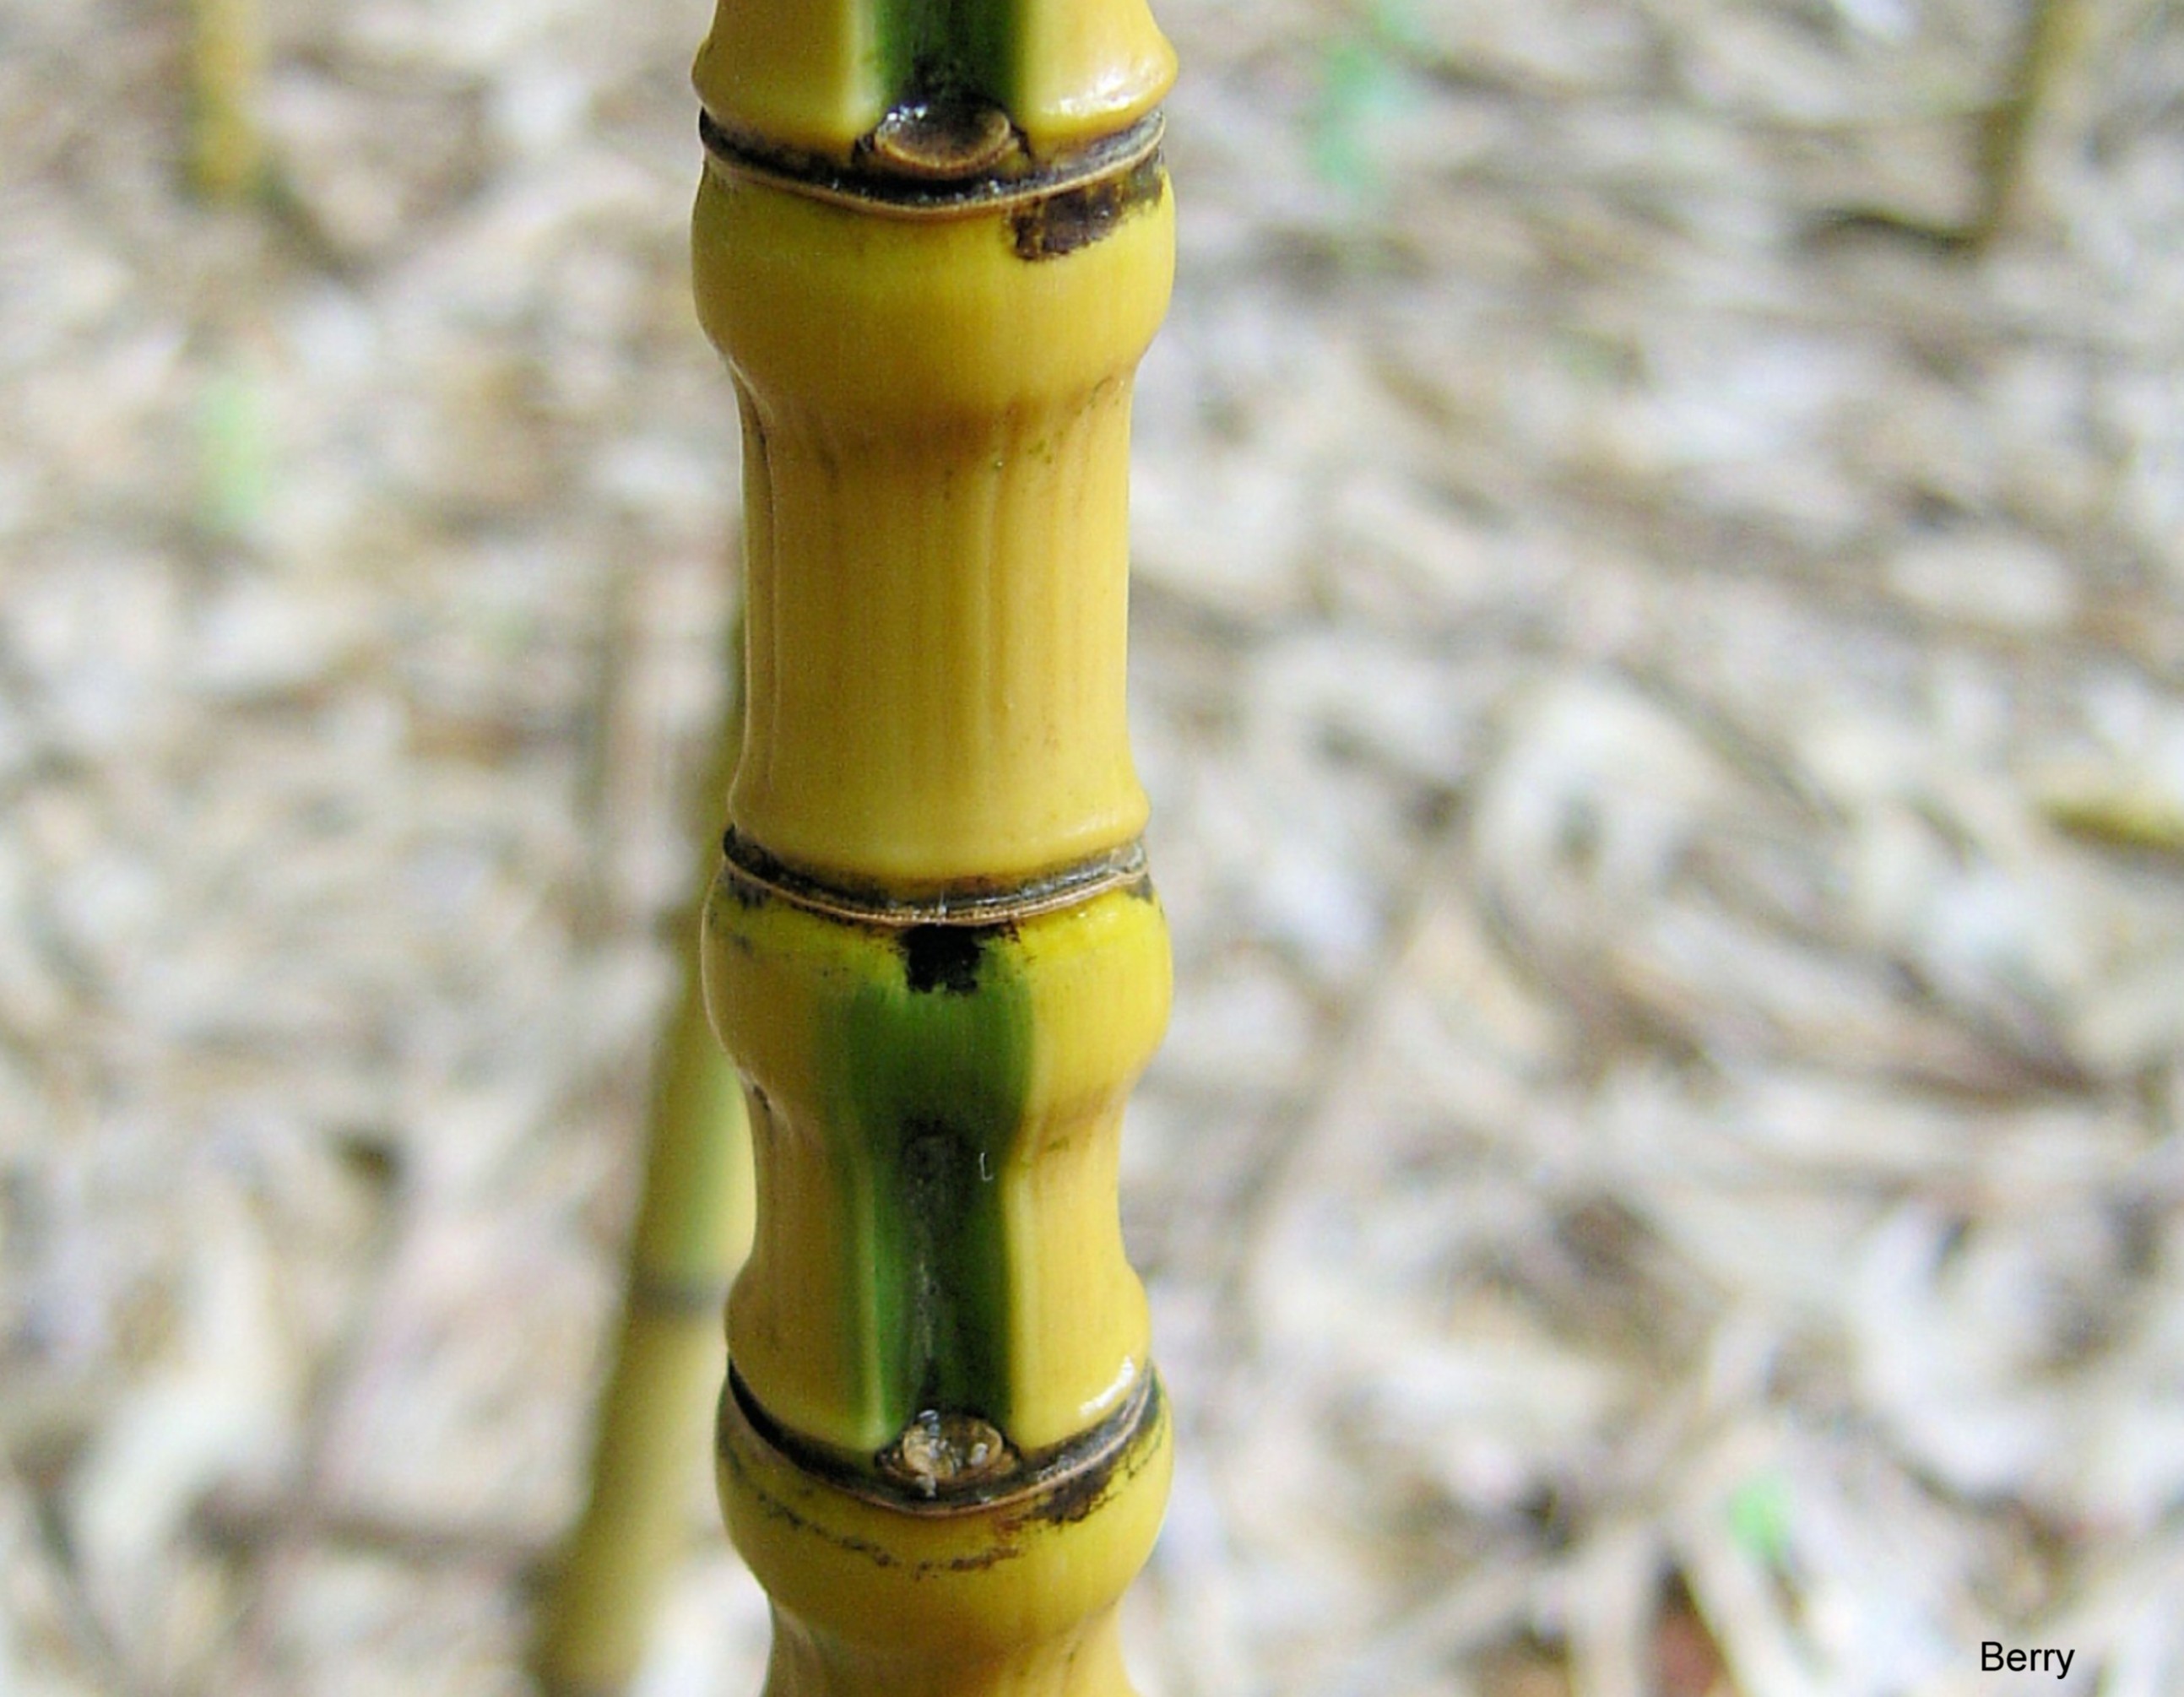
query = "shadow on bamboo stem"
xmin=531 ymin=628 xmax=756 ymax=1697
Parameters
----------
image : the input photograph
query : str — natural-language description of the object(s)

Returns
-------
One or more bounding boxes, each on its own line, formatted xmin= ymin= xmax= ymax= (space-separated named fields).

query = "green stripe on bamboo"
xmin=844 ymin=928 xmax=1032 ymax=1437
xmin=880 ymin=0 xmax=1019 ymax=111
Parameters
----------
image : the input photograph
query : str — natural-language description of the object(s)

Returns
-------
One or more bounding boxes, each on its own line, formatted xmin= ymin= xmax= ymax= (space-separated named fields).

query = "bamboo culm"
xmin=187 ymin=0 xmax=263 ymax=203
xmin=532 ymin=631 xmax=756 ymax=1697
xmin=690 ymin=2 xmax=1181 ymax=1693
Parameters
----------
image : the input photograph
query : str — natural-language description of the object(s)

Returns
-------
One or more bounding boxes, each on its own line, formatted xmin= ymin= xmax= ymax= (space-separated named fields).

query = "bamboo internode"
xmin=691 ymin=106 xmax=1172 ymax=888
xmin=691 ymin=2 xmax=1179 ymax=1692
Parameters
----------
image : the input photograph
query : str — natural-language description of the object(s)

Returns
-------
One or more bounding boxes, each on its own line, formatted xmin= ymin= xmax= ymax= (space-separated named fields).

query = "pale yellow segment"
xmin=691 ymin=0 xmax=886 ymax=156
xmin=534 ymin=1306 xmax=726 ymax=1691
xmin=695 ymin=171 xmax=1173 ymax=887
xmin=1000 ymin=892 xmax=1168 ymax=1450
xmin=766 ymin=1608 xmax=1137 ymax=1697
xmin=696 ymin=173 xmax=1173 ymax=421
xmin=734 ymin=386 xmax=1141 ymax=889
xmin=190 ymin=0 xmax=263 ymax=203
xmin=706 ymin=889 xmax=885 ymax=1452
xmin=729 ymin=1084 xmax=887 ymax=1451
xmin=707 ymin=881 xmax=912 ymax=1454
xmin=1010 ymin=0 xmax=1176 ymax=156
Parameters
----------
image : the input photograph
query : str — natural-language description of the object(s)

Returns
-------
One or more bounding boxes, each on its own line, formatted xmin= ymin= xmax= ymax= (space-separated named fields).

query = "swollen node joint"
xmin=698 ymin=108 xmax=1164 ymax=223
xmin=724 ymin=1364 xmax=1161 ymax=1519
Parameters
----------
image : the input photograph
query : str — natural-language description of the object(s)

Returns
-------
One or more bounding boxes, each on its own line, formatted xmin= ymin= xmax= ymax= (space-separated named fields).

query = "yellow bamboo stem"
xmin=1966 ymin=0 xmax=2094 ymax=251
xmin=690 ymin=3 xmax=1179 ymax=1692
xmin=1821 ymin=0 xmax=2095 ymax=253
xmin=187 ymin=0 xmax=264 ymax=203
xmin=533 ymin=645 xmax=757 ymax=1697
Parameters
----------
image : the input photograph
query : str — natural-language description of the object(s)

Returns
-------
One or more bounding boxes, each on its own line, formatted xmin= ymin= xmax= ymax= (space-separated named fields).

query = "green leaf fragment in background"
xmin=1727 ymin=1469 xmax=1794 ymax=1570
xmin=1309 ymin=2 xmax=1426 ymax=200
xmin=1368 ymin=0 xmax=1431 ymax=58
xmin=1311 ymin=36 xmax=1387 ymax=194
xmin=198 ymin=366 xmax=271 ymax=536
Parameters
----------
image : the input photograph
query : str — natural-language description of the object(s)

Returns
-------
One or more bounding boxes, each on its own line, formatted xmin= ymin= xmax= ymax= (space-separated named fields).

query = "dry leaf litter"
xmin=4 ymin=0 xmax=2183 ymax=1693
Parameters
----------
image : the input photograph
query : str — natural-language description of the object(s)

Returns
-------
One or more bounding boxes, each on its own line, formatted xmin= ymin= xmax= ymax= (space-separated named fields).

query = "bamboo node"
xmin=726 ymin=1365 xmax=1162 ymax=1520
xmin=718 ymin=829 xmax=1150 ymax=928
xmin=698 ymin=109 xmax=1163 ymax=220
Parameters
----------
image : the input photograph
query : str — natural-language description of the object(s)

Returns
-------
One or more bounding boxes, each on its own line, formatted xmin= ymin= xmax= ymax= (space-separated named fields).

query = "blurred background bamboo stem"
xmin=531 ymin=628 xmax=755 ymax=1697
xmin=187 ymin=0 xmax=263 ymax=203
xmin=1968 ymin=0 xmax=2094 ymax=249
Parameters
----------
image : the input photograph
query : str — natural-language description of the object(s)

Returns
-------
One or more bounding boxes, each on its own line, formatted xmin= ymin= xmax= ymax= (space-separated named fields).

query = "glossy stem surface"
xmin=692 ymin=5 xmax=1178 ymax=1689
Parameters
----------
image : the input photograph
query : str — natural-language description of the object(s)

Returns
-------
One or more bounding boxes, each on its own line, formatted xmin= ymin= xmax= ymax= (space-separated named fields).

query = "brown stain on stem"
xmin=1011 ymin=153 xmax=1165 ymax=261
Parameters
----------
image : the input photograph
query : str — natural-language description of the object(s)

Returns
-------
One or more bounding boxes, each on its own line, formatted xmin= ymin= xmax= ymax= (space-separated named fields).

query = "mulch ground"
xmin=5 ymin=0 xmax=2183 ymax=1692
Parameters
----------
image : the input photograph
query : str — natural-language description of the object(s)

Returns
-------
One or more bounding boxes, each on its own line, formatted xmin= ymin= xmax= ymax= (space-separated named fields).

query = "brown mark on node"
xmin=899 ymin=924 xmax=984 ymax=994
xmin=713 ymin=848 xmax=771 ymax=914
xmin=1016 ymin=1378 xmax=1162 ymax=1528
xmin=716 ymin=1383 xmax=902 ymax=1567
xmin=1011 ymin=153 xmax=1165 ymax=261
xmin=867 ymin=99 xmax=1018 ymax=181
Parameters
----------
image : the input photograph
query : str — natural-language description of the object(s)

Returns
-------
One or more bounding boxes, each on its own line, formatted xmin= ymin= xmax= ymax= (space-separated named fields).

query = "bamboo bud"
xmin=691 ymin=3 xmax=1179 ymax=1692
